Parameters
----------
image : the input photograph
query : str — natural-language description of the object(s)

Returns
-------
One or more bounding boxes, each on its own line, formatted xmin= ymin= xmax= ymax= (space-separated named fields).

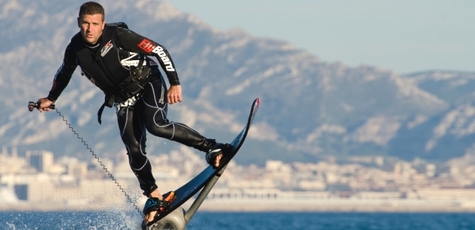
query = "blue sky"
xmin=168 ymin=0 xmax=475 ymax=74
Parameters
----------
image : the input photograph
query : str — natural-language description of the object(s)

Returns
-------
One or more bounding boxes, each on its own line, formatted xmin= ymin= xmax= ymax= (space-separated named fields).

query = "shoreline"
xmin=2 ymin=198 xmax=475 ymax=213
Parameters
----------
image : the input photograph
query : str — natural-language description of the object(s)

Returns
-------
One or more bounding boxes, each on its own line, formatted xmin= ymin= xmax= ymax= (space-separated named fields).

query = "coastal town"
xmin=2 ymin=146 xmax=475 ymax=212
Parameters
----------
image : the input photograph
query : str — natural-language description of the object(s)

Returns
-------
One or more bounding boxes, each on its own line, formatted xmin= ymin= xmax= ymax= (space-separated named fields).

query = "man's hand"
xmin=37 ymin=98 xmax=55 ymax=112
xmin=167 ymin=85 xmax=182 ymax=104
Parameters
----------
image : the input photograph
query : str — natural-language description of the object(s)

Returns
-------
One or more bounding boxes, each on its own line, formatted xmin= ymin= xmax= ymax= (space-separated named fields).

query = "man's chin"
xmin=84 ymin=38 xmax=98 ymax=45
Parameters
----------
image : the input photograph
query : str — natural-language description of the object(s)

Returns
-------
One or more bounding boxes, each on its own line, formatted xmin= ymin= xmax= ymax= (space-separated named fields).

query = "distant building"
xmin=68 ymin=162 xmax=88 ymax=178
xmin=14 ymin=184 xmax=28 ymax=201
xmin=26 ymin=150 xmax=54 ymax=173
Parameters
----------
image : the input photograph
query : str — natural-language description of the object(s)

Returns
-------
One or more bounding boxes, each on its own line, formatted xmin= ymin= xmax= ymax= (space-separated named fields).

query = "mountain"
xmin=1 ymin=0 xmax=474 ymax=166
xmin=393 ymin=71 xmax=475 ymax=161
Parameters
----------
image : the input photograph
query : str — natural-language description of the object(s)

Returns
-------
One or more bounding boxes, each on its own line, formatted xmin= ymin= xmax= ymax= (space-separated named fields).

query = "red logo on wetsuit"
xmin=138 ymin=39 xmax=156 ymax=53
xmin=100 ymin=40 xmax=113 ymax=57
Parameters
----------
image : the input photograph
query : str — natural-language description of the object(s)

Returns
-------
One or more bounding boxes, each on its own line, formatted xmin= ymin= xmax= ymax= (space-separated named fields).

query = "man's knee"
xmin=127 ymin=150 xmax=148 ymax=170
xmin=145 ymin=120 xmax=174 ymax=138
xmin=124 ymin=141 xmax=145 ymax=160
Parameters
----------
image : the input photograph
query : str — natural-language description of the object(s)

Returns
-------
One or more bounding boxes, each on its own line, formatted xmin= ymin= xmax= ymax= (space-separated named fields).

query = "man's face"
xmin=78 ymin=14 xmax=105 ymax=45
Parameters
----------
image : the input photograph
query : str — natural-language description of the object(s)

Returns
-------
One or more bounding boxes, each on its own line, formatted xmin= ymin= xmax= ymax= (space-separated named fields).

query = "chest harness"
xmin=72 ymin=23 xmax=152 ymax=124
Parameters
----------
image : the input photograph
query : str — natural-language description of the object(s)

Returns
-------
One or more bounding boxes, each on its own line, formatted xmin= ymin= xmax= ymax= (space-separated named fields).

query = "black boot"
xmin=195 ymin=138 xmax=217 ymax=152
xmin=206 ymin=143 xmax=231 ymax=168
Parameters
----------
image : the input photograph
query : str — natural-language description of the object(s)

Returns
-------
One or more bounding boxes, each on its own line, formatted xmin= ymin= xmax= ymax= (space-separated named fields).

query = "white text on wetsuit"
xmin=137 ymin=39 xmax=175 ymax=72
xmin=152 ymin=46 xmax=175 ymax=72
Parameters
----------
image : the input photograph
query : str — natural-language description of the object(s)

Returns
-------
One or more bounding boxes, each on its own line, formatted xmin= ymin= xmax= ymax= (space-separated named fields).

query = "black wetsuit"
xmin=48 ymin=23 xmax=216 ymax=195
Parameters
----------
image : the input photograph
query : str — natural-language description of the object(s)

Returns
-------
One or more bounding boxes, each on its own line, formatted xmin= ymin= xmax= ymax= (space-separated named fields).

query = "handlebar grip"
xmin=28 ymin=101 xmax=55 ymax=112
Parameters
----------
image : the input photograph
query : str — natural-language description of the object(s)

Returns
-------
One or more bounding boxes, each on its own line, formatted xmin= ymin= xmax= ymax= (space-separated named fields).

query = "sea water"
xmin=1 ymin=211 xmax=475 ymax=230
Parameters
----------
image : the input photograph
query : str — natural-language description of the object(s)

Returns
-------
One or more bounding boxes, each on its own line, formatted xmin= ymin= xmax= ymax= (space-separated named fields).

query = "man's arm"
xmin=115 ymin=28 xmax=182 ymax=104
xmin=38 ymin=44 xmax=77 ymax=111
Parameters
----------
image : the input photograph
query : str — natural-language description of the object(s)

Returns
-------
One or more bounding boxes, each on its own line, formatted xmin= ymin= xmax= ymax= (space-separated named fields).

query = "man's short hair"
xmin=79 ymin=1 xmax=105 ymax=19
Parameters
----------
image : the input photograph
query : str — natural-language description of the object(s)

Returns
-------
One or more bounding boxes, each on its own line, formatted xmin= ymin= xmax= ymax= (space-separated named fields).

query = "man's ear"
xmin=77 ymin=17 xmax=81 ymax=28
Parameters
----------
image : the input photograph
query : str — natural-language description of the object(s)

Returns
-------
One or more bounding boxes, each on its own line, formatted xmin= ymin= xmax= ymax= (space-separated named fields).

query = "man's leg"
xmin=116 ymin=105 xmax=160 ymax=196
xmin=140 ymin=78 xmax=222 ymax=155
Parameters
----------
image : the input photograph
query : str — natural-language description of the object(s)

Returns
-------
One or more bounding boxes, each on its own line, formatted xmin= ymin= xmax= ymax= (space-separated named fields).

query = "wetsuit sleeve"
xmin=47 ymin=44 xmax=78 ymax=101
xmin=115 ymin=27 xmax=180 ymax=86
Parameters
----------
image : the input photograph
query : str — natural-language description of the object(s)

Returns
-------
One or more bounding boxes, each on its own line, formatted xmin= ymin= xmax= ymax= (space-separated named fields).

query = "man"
xmin=35 ymin=1 xmax=228 ymax=224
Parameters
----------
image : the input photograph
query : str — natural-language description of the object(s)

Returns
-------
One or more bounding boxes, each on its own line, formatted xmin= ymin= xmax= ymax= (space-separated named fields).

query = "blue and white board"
xmin=144 ymin=98 xmax=260 ymax=229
